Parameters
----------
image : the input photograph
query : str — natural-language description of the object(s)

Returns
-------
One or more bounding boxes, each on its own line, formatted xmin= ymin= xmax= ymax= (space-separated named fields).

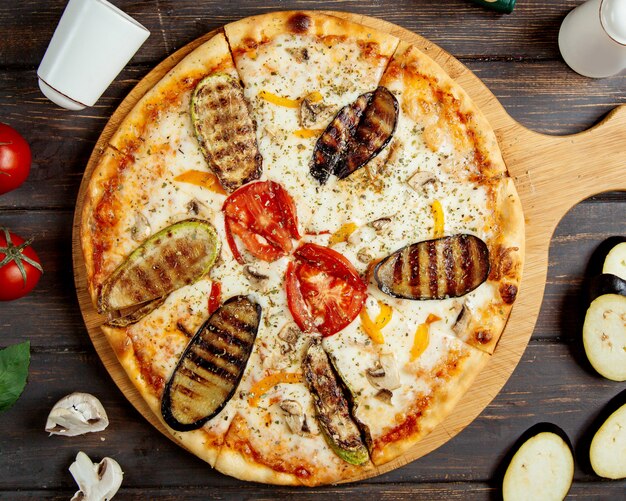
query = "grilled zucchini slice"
xmin=98 ymin=219 xmax=220 ymax=314
xmin=191 ymin=73 xmax=262 ymax=192
xmin=303 ymin=338 xmax=369 ymax=465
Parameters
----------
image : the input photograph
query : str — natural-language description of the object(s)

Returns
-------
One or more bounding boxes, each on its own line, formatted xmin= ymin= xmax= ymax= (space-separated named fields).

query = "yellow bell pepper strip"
xmin=432 ymin=199 xmax=444 ymax=238
xmin=360 ymin=301 xmax=393 ymax=344
xmin=293 ymin=128 xmax=324 ymax=139
xmin=328 ymin=222 xmax=358 ymax=246
xmin=259 ymin=90 xmax=301 ymax=108
xmin=247 ymin=372 xmax=303 ymax=407
xmin=410 ymin=313 xmax=441 ymax=361
xmin=173 ymin=169 xmax=226 ymax=195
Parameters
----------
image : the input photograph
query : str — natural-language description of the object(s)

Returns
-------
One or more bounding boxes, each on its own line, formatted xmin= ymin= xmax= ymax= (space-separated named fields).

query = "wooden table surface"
xmin=0 ymin=1 xmax=624 ymax=499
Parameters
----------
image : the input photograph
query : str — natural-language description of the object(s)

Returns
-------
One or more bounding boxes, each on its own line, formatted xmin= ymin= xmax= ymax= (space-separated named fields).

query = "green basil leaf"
xmin=0 ymin=341 xmax=30 ymax=412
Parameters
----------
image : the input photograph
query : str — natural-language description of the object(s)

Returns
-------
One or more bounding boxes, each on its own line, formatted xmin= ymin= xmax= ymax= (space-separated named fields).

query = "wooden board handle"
xmin=498 ymin=104 xmax=626 ymax=232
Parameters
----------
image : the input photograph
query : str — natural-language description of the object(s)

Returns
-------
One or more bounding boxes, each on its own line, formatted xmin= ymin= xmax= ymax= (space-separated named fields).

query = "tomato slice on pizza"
xmin=286 ymin=243 xmax=367 ymax=337
xmin=223 ymin=180 xmax=300 ymax=263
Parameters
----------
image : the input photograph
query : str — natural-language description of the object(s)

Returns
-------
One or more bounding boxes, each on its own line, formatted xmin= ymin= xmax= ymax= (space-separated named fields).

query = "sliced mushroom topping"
xmin=369 ymin=217 xmax=392 ymax=231
xmin=278 ymin=323 xmax=301 ymax=353
xmin=45 ymin=393 xmax=109 ymax=437
xmin=244 ymin=264 xmax=269 ymax=281
xmin=408 ymin=170 xmax=439 ymax=194
xmin=374 ymin=389 xmax=393 ymax=405
xmin=186 ymin=199 xmax=200 ymax=215
xmin=299 ymin=92 xmax=331 ymax=129
xmin=357 ymin=248 xmax=373 ymax=264
xmin=129 ymin=212 xmax=151 ymax=242
xmin=453 ymin=303 xmax=472 ymax=337
xmin=69 ymin=452 xmax=123 ymax=501
xmin=279 ymin=399 xmax=310 ymax=435
xmin=366 ymin=353 xmax=401 ymax=391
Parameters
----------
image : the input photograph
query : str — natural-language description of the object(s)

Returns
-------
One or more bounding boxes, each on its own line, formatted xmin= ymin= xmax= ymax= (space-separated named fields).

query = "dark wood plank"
xmin=4 ymin=481 xmax=623 ymax=501
xmin=0 ymin=64 xmax=623 ymax=210
xmin=0 ymin=343 xmax=623 ymax=492
xmin=0 ymin=0 xmax=586 ymax=68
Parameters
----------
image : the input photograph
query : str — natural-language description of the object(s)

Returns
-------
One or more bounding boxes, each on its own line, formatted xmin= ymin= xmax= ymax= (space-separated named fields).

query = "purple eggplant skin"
xmin=311 ymin=87 xmax=398 ymax=184
xmin=335 ymin=87 xmax=398 ymax=180
xmin=374 ymin=234 xmax=490 ymax=300
xmin=311 ymin=92 xmax=371 ymax=184
xmin=588 ymin=273 xmax=626 ymax=304
xmin=586 ymin=236 xmax=626 ymax=277
xmin=161 ymin=296 xmax=261 ymax=432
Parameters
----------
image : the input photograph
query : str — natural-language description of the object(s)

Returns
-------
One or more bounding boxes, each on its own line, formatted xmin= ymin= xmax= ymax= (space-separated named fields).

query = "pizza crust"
xmin=224 ymin=11 xmax=399 ymax=58
xmin=371 ymin=346 xmax=489 ymax=465
xmin=109 ymin=32 xmax=236 ymax=154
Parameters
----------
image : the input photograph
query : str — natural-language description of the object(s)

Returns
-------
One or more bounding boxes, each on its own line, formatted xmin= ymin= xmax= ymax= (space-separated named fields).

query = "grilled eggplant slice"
xmin=161 ymin=296 xmax=261 ymax=431
xmin=303 ymin=338 xmax=369 ymax=465
xmin=335 ymin=87 xmax=398 ymax=179
xmin=375 ymin=234 xmax=490 ymax=300
xmin=311 ymin=92 xmax=371 ymax=184
xmin=98 ymin=219 xmax=220 ymax=314
xmin=583 ymin=294 xmax=626 ymax=381
xmin=311 ymin=87 xmax=397 ymax=184
xmin=191 ymin=73 xmax=262 ymax=192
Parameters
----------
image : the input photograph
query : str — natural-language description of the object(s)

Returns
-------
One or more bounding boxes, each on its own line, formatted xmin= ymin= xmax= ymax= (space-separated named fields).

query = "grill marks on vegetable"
xmin=303 ymin=338 xmax=369 ymax=465
xmin=311 ymin=87 xmax=398 ymax=183
xmin=191 ymin=73 xmax=262 ymax=192
xmin=376 ymin=234 xmax=490 ymax=300
xmin=98 ymin=219 xmax=220 ymax=320
xmin=161 ymin=296 xmax=261 ymax=431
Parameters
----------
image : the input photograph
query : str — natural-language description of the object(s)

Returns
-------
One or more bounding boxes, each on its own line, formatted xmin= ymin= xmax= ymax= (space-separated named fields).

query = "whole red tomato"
xmin=0 ymin=123 xmax=31 ymax=195
xmin=0 ymin=228 xmax=43 ymax=301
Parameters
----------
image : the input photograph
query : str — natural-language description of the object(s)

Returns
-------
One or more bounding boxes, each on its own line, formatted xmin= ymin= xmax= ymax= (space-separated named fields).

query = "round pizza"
xmin=80 ymin=11 xmax=524 ymax=486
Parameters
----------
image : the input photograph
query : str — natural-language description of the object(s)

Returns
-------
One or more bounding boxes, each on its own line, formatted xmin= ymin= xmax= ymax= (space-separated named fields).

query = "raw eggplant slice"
xmin=335 ymin=87 xmax=398 ymax=179
xmin=602 ymin=241 xmax=626 ymax=280
xmin=161 ymin=296 xmax=261 ymax=431
xmin=105 ymin=296 xmax=166 ymax=327
xmin=303 ymin=338 xmax=369 ymax=465
xmin=583 ymin=294 xmax=626 ymax=381
xmin=98 ymin=219 xmax=220 ymax=314
xmin=590 ymin=402 xmax=626 ymax=479
xmin=374 ymin=234 xmax=490 ymax=300
xmin=502 ymin=427 xmax=574 ymax=501
xmin=191 ymin=73 xmax=262 ymax=192
xmin=311 ymin=92 xmax=371 ymax=184
xmin=588 ymin=273 xmax=626 ymax=303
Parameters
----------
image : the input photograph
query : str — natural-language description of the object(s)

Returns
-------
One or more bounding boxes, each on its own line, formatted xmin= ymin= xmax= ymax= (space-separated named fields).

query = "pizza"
xmin=80 ymin=11 xmax=524 ymax=486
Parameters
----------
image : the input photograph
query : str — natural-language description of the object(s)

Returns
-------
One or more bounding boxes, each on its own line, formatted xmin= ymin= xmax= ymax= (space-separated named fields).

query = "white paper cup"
xmin=558 ymin=0 xmax=626 ymax=78
xmin=37 ymin=0 xmax=150 ymax=110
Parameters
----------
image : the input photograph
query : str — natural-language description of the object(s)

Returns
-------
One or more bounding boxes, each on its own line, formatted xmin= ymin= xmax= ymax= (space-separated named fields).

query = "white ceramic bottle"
xmin=558 ymin=0 xmax=626 ymax=78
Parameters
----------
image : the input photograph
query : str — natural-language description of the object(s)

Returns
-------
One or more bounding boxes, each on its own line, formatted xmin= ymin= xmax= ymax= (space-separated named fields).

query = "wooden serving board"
xmin=71 ymin=11 xmax=626 ymax=483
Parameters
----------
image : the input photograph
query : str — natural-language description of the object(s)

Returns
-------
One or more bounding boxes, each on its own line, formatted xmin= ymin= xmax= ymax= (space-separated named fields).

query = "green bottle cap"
xmin=468 ymin=0 xmax=516 ymax=14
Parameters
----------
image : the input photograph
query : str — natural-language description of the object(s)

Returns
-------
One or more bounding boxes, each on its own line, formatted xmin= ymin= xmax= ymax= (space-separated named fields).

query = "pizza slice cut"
xmin=367 ymin=41 xmax=525 ymax=354
xmin=81 ymin=32 xmax=266 ymax=467
xmin=223 ymin=11 xmax=400 ymax=235
xmin=213 ymin=319 xmax=370 ymax=485
xmin=322 ymin=291 xmax=489 ymax=466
